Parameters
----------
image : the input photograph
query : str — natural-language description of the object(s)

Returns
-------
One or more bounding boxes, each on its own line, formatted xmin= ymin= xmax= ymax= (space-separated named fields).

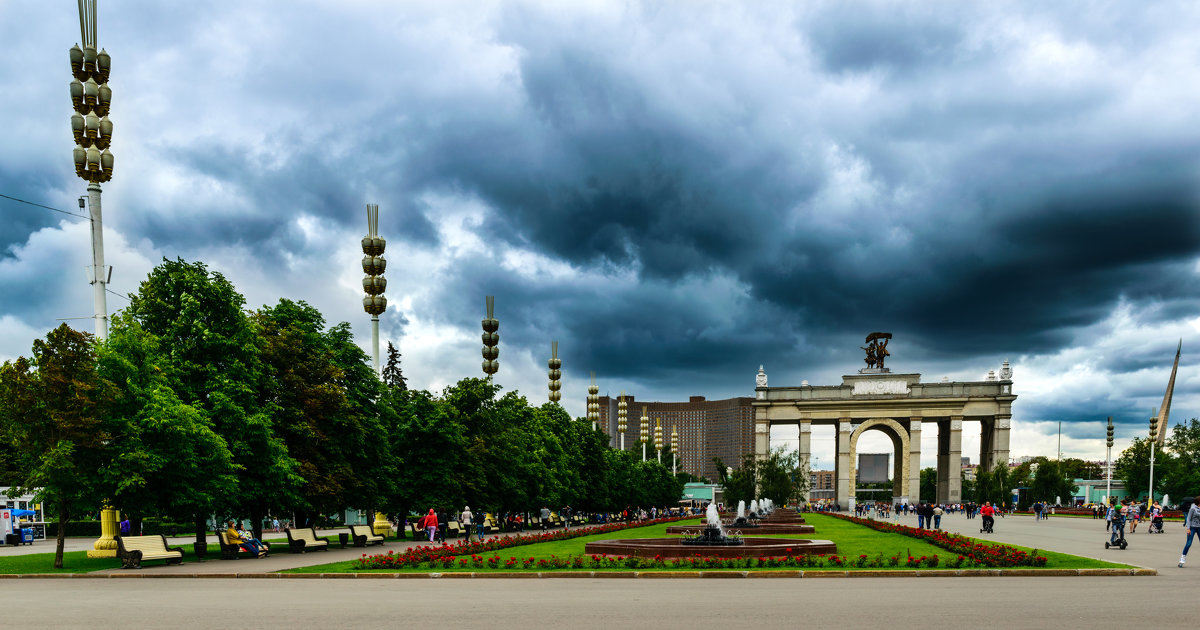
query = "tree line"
xmin=0 ymin=258 xmax=683 ymax=567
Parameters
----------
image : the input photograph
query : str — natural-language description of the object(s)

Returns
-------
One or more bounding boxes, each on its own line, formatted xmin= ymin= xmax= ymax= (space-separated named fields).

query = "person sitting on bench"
xmin=226 ymin=520 xmax=267 ymax=557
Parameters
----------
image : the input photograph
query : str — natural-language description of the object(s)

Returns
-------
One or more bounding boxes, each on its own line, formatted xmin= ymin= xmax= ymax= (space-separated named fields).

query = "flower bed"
xmin=354 ymin=517 xmax=689 ymax=570
xmin=828 ymin=513 xmax=1047 ymax=568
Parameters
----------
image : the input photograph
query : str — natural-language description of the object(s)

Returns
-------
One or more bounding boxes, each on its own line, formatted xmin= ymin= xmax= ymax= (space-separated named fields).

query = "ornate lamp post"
xmin=640 ymin=406 xmax=649 ymax=462
xmin=617 ymin=392 xmax=627 ymax=451
xmin=586 ymin=372 xmax=599 ymax=430
xmin=482 ymin=296 xmax=499 ymax=378
xmin=654 ymin=418 xmax=663 ymax=464
xmin=72 ymin=0 xmax=117 ymax=560
xmin=361 ymin=204 xmax=386 ymax=373
xmin=1105 ymin=416 xmax=1114 ymax=504
xmin=1148 ymin=408 xmax=1158 ymax=506
xmin=671 ymin=424 xmax=678 ymax=475
xmin=547 ymin=341 xmax=561 ymax=402
xmin=70 ymin=0 xmax=114 ymax=341
xmin=362 ymin=203 xmax=390 ymax=535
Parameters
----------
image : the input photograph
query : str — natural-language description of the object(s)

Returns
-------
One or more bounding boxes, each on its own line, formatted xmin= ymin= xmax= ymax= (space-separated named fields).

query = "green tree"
xmin=382 ymin=341 xmax=407 ymax=391
xmin=126 ymin=258 xmax=301 ymax=541
xmin=0 ymin=325 xmax=114 ymax=568
xmin=1027 ymin=459 xmax=1078 ymax=505
xmin=254 ymin=299 xmax=389 ymax=524
xmin=1060 ymin=457 xmax=1103 ymax=480
xmin=97 ymin=315 xmax=236 ymax=534
xmin=721 ymin=448 xmax=807 ymax=507
xmin=919 ymin=467 xmax=937 ymax=502
xmin=1162 ymin=418 xmax=1200 ymax=500
xmin=1114 ymin=437 xmax=1177 ymax=502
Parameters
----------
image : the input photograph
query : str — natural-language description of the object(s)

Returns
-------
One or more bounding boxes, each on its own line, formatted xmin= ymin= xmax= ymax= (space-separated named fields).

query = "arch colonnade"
xmin=753 ymin=370 xmax=1015 ymax=508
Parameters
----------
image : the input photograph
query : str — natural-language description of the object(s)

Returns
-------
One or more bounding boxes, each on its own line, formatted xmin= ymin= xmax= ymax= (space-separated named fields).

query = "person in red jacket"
xmin=980 ymin=502 xmax=995 ymax=533
xmin=424 ymin=508 xmax=438 ymax=542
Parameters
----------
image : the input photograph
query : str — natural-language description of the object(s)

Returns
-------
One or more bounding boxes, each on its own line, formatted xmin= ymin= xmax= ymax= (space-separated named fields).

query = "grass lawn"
xmin=284 ymin=513 xmax=1131 ymax=573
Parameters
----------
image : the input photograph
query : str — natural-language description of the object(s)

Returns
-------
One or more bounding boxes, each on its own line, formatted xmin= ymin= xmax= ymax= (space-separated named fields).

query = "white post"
xmin=620 ymin=433 xmax=624 ymax=451
xmin=1106 ymin=445 xmax=1111 ymax=502
xmin=88 ymin=183 xmax=108 ymax=340
xmin=1148 ymin=441 xmax=1156 ymax=506
xmin=371 ymin=314 xmax=380 ymax=374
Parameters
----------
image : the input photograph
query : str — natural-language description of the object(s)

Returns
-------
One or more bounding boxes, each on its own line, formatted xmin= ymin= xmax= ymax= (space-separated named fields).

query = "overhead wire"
xmin=0 ymin=192 xmax=90 ymax=220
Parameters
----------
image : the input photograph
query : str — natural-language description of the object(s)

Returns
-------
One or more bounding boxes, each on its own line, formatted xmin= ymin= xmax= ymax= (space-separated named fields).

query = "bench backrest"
xmin=350 ymin=525 xmax=380 ymax=537
xmin=290 ymin=527 xmax=318 ymax=542
xmin=119 ymin=535 xmax=171 ymax=554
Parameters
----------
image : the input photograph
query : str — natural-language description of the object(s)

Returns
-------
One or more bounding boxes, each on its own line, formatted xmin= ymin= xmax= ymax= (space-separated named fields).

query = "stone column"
xmin=836 ymin=418 xmax=852 ymax=509
xmin=936 ymin=417 xmax=963 ymax=504
xmin=907 ymin=418 xmax=922 ymax=504
xmin=754 ymin=416 xmax=770 ymax=463
xmin=979 ymin=417 xmax=995 ymax=471
xmin=991 ymin=414 xmax=1011 ymax=471
xmin=797 ymin=421 xmax=812 ymax=501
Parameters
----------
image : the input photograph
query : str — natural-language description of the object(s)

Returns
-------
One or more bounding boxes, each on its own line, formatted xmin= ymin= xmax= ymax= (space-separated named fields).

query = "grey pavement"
xmin=1 ymin=514 xmax=1195 ymax=627
xmin=888 ymin=510 xmax=1184 ymax=571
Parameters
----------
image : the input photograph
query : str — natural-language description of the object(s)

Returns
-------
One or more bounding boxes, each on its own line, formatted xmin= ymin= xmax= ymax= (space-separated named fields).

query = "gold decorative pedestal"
xmin=86 ymin=508 xmax=119 ymax=558
xmin=372 ymin=511 xmax=391 ymax=538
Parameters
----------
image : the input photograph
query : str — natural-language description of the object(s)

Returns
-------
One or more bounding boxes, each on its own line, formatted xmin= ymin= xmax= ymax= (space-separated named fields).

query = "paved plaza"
xmin=0 ymin=513 xmax=1192 ymax=627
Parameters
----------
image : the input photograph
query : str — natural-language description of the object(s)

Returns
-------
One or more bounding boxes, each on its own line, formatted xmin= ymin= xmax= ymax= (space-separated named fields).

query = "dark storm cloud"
xmin=804 ymin=5 xmax=966 ymax=76
xmin=4 ymin=1 xmax=1200 ymax=456
xmin=383 ymin=5 xmax=1200 ymax=371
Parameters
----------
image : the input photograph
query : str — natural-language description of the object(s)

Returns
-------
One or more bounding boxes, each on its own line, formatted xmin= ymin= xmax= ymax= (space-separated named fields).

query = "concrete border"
xmin=0 ymin=567 xmax=1156 ymax=579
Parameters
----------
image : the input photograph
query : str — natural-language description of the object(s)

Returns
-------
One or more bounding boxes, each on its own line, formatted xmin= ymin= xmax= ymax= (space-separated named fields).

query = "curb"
xmin=0 ymin=567 xmax=1157 ymax=579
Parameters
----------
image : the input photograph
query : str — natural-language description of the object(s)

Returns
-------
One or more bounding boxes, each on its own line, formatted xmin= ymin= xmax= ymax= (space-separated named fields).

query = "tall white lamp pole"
xmin=1148 ymin=408 xmax=1158 ymax=507
xmin=1105 ymin=416 xmax=1114 ymax=505
xmin=361 ymin=203 xmax=387 ymax=374
xmin=73 ymin=0 xmax=118 ymax=560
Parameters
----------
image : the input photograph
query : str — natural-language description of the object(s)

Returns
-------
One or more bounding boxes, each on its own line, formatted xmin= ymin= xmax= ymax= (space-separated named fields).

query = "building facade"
xmin=598 ymin=394 xmax=754 ymax=482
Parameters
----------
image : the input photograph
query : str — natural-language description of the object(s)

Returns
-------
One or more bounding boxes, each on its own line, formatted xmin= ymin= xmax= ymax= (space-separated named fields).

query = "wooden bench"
xmin=445 ymin=520 xmax=461 ymax=538
xmin=116 ymin=534 xmax=184 ymax=569
xmin=284 ymin=526 xmax=331 ymax=553
xmin=215 ymin=530 xmax=271 ymax=559
xmin=348 ymin=525 xmax=384 ymax=547
xmin=482 ymin=517 xmax=499 ymax=534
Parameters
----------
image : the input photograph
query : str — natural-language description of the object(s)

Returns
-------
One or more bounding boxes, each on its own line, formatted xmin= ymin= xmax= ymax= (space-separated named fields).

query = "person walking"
xmin=1179 ymin=498 xmax=1200 ymax=567
xmin=540 ymin=506 xmax=551 ymax=531
xmin=461 ymin=506 xmax=474 ymax=543
xmin=423 ymin=508 xmax=438 ymax=543
xmin=933 ymin=504 xmax=943 ymax=530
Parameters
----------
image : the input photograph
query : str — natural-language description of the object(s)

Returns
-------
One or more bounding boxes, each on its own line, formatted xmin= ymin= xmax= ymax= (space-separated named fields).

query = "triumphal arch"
xmin=753 ymin=334 xmax=1015 ymax=507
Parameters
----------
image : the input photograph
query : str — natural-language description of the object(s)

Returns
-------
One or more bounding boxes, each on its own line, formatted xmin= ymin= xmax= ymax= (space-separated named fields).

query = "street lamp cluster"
xmin=617 ymin=392 xmax=627 ymax=450
xmin=547 ymin=341 xmax=561 ymax=402
xmin=481 ymin=296 xmax=499 ymax=377
xmin=69 ymin=0 xmax=113 ymax=341
xmin=586 ymin=372 xmax=599 ymax=429
xmin=361 ymin=204 xmax=386 ymax=373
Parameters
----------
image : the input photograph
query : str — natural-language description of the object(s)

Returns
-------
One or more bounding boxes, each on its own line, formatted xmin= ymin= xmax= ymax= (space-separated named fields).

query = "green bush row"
xmin=43 ymin=519 xmax=195 ymax=538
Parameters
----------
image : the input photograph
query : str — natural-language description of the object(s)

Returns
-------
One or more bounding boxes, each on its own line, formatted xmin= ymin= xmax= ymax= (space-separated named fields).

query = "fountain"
xmin=666 ymin=498 xmax=814 ymax=535
xmin=586 ymin=502 xmax=834 ymax=558
xmin=680 ymin=503 xmax=742 ymax=547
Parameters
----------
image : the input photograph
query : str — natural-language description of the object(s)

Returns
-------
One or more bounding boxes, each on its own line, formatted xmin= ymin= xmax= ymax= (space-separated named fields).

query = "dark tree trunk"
xmin=54 ymin=504 xmax=68 ymax=569
xmin=194 ymin=516 xmax=207 ymax=545
xmin=250 ymin=505 xmax=264 ymax=542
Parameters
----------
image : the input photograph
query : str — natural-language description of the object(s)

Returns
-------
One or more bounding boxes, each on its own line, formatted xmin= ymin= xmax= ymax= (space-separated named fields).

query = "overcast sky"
xmin=2 ymin=1 xmax=1198 ymax=469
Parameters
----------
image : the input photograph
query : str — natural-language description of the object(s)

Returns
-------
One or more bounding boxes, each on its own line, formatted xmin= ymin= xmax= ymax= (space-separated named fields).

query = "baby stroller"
xmin=1106 ymin=512 xmax=1128 ymax=550
xmin=1149 ymin=515 xmax=1165 ymax=534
